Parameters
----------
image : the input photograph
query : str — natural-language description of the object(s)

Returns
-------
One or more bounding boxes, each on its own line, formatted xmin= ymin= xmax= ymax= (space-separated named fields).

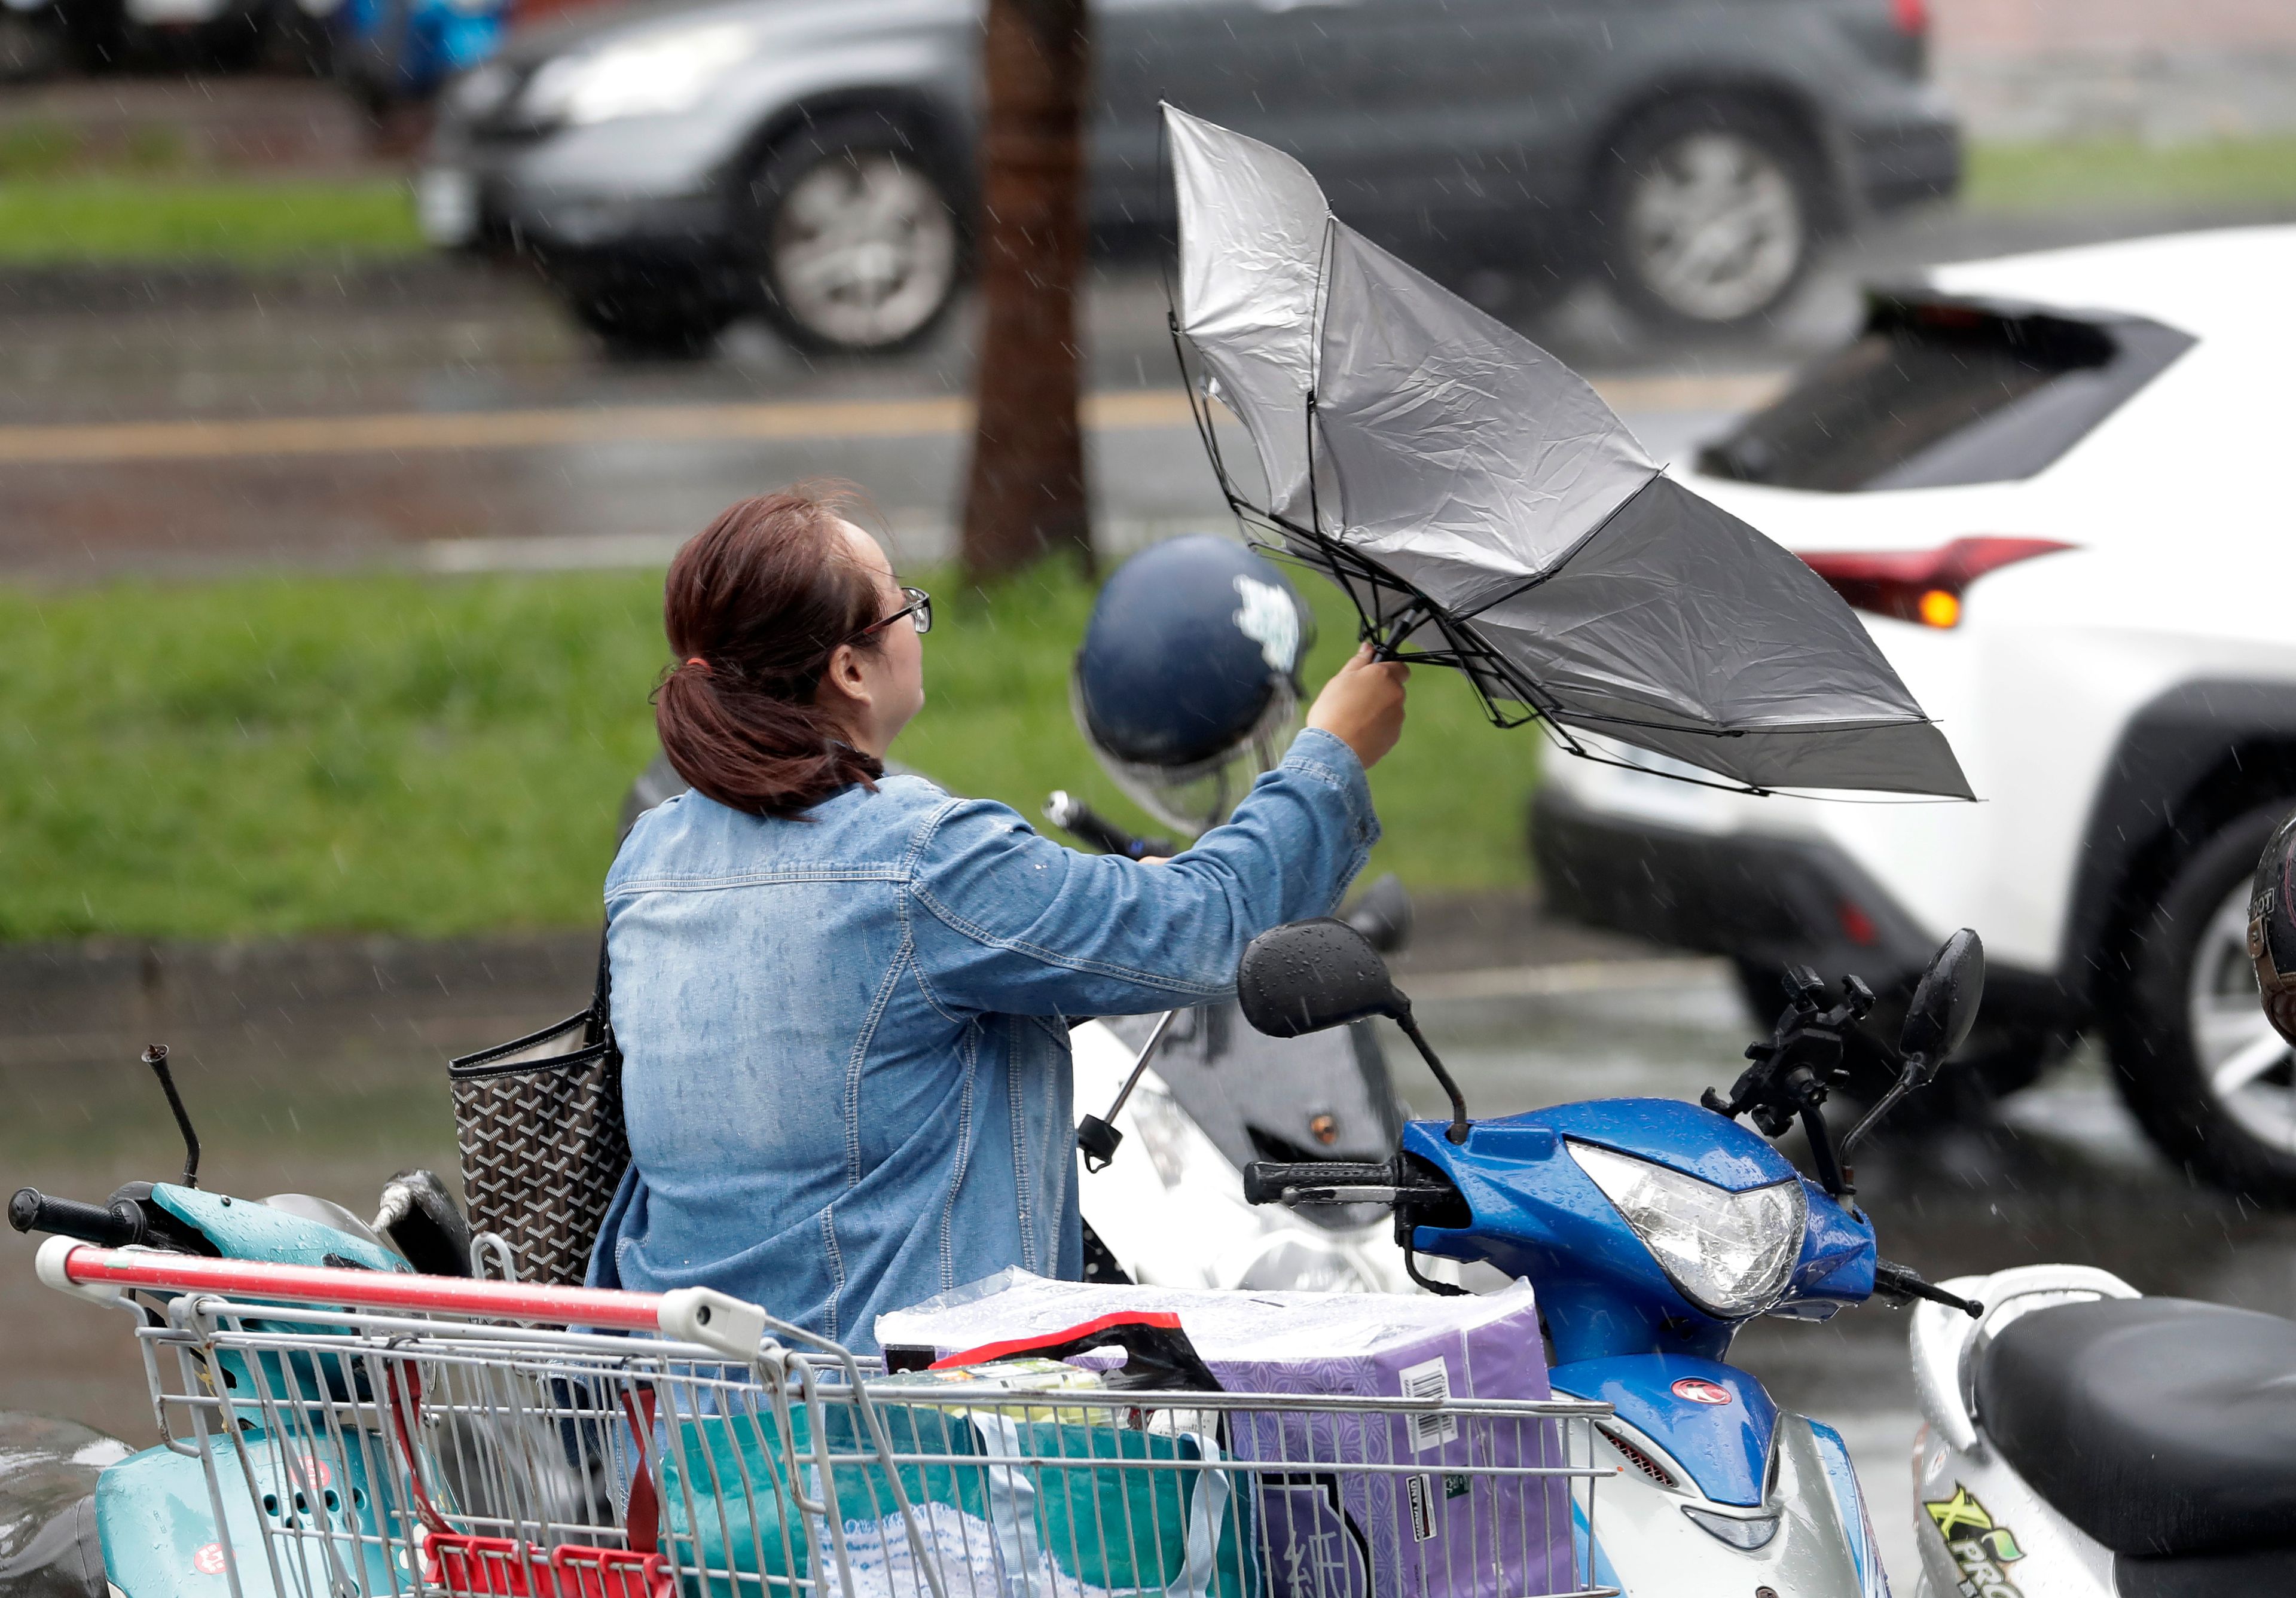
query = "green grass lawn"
xmin=1964 ymin=136 xmax=2296 ymax=213
xmin=0 ymin=133 xmax=2291 ymax=269
xmin=0 ymin=179 xmax=423 ymax=265
xmin=0 ymin=563 xmax=1538 ymax=942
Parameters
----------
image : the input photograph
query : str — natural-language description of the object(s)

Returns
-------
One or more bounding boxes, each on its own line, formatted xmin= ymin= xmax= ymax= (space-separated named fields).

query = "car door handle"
xmin=1254 ymin=0 xmax=1358 ymax=13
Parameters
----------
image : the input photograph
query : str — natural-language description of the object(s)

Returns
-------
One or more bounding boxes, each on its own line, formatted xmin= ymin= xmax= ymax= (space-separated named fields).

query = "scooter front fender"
xmin=1570 ymin=1410 xmax=1885 ymax=1597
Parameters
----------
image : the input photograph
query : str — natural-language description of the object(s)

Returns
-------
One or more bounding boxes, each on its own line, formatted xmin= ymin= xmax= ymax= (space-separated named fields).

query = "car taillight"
xmin=1796 ymin=537 xmax=2074 ymax=628
xmin=1890 ymin=0 xmax=1928 ymax=36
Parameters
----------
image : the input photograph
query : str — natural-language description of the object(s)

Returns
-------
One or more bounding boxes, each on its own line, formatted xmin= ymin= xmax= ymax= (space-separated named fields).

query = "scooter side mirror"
xmin=1899 ymin=928 xmax=1985 ymax=1068
xmin=1843 ymin=928 xmax=1986 ymax=1157
xmin=1236 ymin=919 xmax=1400 ymax=1038
xmin=1238 ymin=917 xmax=1476 ymax=1145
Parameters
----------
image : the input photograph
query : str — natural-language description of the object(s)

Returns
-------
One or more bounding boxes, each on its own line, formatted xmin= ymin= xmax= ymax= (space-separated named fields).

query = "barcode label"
xmin=1400 ymin=1356 xmax=1460 ymax=1453
xmin=1407 ymin=1474 xmax=1438 ymax=1542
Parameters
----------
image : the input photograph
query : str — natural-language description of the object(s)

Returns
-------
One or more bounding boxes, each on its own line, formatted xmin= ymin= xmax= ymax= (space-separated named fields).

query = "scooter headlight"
xmin=1567 ymin=1141 xmax=1806 ymax=1319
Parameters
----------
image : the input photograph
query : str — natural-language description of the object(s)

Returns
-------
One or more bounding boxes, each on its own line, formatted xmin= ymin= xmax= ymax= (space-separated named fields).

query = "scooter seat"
xmin=1974 ymin=1296 xmax=2296 ymax=1557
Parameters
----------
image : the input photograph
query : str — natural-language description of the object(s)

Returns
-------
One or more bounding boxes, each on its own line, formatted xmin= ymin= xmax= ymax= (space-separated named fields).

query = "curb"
xmin=0 ymin=930 xmax=600 ymax=1047
xmin=0 ymin=256 xmax=539 ymax=317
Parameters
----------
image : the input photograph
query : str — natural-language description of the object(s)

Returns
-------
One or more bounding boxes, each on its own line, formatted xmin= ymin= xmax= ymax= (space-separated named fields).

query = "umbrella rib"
xmin=1445 ymin=467 xmax=1668 ymax=623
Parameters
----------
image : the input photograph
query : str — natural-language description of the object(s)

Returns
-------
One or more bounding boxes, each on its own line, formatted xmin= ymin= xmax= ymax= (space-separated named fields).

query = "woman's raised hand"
xmin=1307 ymin=644 xmax=1410 ymax=771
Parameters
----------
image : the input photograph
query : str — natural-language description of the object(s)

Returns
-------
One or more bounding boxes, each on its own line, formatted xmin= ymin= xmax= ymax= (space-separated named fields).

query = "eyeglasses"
xmin=851 ymin=586 xmax=932 ymax=641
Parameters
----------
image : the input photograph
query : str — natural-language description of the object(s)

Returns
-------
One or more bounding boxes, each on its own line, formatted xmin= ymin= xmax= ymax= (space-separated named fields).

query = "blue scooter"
xmin=7 ymin=1047 xmax=481 ymax=1598
xmin=1232 ymin=919 xmax=1990 ymax=1597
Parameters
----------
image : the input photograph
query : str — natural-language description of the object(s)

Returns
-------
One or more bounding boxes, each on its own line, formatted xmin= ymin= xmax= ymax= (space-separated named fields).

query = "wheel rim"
xmin=2187 ymin=879 xmax=2296 ymax=1149
xmin=1623 ymin=131 xmax=1803 ymax=323
xmin=768 ymin=151 xmax=957 ymax=350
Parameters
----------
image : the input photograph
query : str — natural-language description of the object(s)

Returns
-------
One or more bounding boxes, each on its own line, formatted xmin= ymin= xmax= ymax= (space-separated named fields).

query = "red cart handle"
xmin=38 ymin=1240 xmax=776 ymax=1350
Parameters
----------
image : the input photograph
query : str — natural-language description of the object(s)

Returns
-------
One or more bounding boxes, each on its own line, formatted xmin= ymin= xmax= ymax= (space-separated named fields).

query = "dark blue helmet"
xmin=1073 ymin=536 xmax=1315 ymax=835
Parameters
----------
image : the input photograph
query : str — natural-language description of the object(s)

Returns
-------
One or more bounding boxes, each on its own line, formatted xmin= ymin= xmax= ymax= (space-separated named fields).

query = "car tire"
xmin=0 ymin=9 xmax=66 ymax=81
xmin=561 ymin=265 xmax=740 ymax=361
xmin=1597 ymin=96 xmax=1825 ymax=333
xmin=2105 ymin=801 xmax=2296 ymax=1202
xmin=739 ymin=112 xmax=963 ymax=356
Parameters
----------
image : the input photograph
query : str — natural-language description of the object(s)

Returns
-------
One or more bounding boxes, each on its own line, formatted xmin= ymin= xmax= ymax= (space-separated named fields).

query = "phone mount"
xmin=1705 ymin=930 xmax=1987 ymax=1195
xmin=1702 ymin=967 xmax=1873 ymax=1196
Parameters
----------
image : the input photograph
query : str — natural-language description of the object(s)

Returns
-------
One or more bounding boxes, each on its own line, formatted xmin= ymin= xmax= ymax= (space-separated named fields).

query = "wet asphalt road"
xmin=0 ymin=261 xmax=1769 ymax=580
xmin=1 ymin=200 xmax=2264 ymax=582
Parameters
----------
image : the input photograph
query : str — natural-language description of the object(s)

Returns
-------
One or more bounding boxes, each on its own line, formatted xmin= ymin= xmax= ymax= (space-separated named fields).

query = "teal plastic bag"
xmin=655 ymin=1401 xmax=1257 ymax=1598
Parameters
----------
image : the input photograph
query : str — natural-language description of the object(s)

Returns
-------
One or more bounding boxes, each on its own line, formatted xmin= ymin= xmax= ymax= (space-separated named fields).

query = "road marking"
xmin=0 ymin=374 xmax=1783 ymax=468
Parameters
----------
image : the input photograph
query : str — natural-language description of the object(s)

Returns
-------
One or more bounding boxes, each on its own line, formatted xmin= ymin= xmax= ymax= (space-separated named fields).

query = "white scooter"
xmin=1052 ymin=796 xmax=1428 ymax=1295
xmin=1908 ymin=1264 xmax=2296 ymax=1596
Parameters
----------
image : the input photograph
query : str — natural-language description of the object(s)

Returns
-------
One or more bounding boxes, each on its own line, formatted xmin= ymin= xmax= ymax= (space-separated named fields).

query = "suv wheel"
xmin=1599 ymin=97 xmax=1822 ymax=332
xmin=2106 ymin=802 xmax=2296 ymax=1202
xmin=743 ymin=114 xmax=962 ymax=356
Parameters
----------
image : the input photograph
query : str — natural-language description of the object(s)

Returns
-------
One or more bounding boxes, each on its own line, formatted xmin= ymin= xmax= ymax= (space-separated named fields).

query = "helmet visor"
xmin=1077 ymin=673 xmax=1303 ymax=838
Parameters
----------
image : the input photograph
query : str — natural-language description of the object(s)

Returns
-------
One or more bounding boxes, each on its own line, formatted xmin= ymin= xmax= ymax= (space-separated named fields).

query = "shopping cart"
xmin=41 ymin=1245 xmax=1618 ymax=1598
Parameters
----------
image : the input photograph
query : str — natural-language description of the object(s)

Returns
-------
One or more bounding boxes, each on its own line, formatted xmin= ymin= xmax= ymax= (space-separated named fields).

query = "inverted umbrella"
xmin=1164 ymin=106 xmax=1972 ymax=799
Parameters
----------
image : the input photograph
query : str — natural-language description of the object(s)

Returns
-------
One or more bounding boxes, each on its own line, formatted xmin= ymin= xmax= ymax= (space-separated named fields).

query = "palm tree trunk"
xmin=958 ymin=0 xmax=1093 ymax=582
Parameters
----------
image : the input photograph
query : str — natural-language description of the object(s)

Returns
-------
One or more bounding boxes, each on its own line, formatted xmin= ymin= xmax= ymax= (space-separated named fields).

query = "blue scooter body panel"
xmin=1399 ymin=1101 xmax=1878 ymax=1365
xmin=1529 ymin=1098 xmax=1798 ymax=1191
xmin=1550 ymin=1355 xmax=1778 ymax=1507
xmin=148 ymin=1187 xmax=410 ymax=1419
xmin=99 ymin=1435 xmax=392 ymax=1598
xmin=152 ymin=1186 xmax=405 ymax=1273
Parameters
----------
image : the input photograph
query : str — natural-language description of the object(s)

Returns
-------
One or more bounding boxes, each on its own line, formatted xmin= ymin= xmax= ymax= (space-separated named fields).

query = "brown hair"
xmin=654 ymin=487 xmax=889 ymax=818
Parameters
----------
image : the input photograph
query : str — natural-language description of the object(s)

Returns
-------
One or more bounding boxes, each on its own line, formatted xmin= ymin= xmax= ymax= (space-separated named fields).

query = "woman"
xmin=592 ymin=488 xmax=1407 ymax=1349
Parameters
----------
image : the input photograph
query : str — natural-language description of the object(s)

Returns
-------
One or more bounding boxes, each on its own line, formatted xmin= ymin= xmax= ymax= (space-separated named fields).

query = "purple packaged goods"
xmin=877 ymin=1272 xmax=1577 ymax=1598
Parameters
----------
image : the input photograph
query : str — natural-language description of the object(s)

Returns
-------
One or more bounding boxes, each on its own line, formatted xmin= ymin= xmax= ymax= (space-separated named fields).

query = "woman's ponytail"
xmin=654 ymin=488 xmax=889 ymax=819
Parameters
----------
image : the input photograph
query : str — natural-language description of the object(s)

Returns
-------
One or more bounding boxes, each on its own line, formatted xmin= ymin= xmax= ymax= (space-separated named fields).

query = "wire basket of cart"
xmin=40 ymin=1246 xmax=1618 ymax=1598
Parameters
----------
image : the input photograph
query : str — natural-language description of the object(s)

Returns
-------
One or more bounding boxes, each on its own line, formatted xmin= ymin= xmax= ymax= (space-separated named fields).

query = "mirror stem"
xmin=1841 ymin=1060 xmax=1925 ymax=1160
xmin=143 ymin=1044 xmax=199 ymax=1190
xmin=1392 ymin=1006 xmax=1470 ymax=1145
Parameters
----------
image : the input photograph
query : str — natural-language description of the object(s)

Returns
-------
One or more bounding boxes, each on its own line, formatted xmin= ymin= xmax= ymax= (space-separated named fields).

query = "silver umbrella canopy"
xmin=1165 ymin=106 xmax=1973 ymax=799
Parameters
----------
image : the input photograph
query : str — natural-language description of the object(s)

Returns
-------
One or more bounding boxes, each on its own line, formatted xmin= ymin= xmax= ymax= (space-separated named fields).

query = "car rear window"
xmin=1696 ymin=294 xmax=2194 ymax=492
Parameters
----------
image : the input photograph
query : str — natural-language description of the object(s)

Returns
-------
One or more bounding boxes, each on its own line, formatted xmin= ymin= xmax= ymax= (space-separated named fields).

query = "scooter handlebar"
xmin=1242 ymin=1161 xmax=1405 ymax=1206
xmin=1043 ymin=793 xmax=1173 ymax=862
xmin=8 ymin=1188 xmax=145 ymax=1249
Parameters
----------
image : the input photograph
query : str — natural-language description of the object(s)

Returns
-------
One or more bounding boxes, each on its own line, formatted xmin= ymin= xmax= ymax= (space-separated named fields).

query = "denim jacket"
xmin=588 ymin=728 xmax=1379 ymax=1348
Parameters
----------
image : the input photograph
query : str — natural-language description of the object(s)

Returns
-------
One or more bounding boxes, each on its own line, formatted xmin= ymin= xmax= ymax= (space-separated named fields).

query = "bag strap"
xmin=588 ymin=921 xmax=615 ymax=1049
xmin=619 ymin=1386 xmax=660 ymax=1556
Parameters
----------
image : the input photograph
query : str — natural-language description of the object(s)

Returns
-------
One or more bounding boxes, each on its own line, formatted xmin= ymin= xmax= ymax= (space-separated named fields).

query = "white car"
xmin=1534 ymin=226 xmax=2296 ymax=1199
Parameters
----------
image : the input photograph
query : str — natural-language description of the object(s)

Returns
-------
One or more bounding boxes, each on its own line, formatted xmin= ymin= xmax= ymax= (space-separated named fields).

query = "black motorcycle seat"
xmin=1974 ymin=1297 xmax=2296 ymax=1557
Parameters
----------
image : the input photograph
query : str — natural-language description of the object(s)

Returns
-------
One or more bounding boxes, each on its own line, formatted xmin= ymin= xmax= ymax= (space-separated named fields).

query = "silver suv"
xmin=419 ymin=0 xmax=1958 ymax=356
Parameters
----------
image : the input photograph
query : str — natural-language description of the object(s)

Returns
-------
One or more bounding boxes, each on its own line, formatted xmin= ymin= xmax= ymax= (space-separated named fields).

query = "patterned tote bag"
xmin=447 ymin=930 xmax=628 ymax=1286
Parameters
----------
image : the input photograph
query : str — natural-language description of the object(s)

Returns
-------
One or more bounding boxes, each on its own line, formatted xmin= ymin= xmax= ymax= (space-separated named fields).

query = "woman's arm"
xmin=905 ymin=727 xmax=1381 ymax=1018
